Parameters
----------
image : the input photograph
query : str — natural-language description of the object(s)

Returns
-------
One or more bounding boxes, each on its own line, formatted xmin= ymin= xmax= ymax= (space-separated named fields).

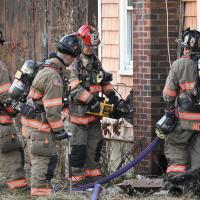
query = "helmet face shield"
xmin=90 ymin=32 xmax=100 ymax=47
xmin=90 ymin=27 xmax=100 ymax=47
xmin=182 ymin=34 xmax=190 ymax=48
xmin=181 ymin=28 xmax=200 ymax=53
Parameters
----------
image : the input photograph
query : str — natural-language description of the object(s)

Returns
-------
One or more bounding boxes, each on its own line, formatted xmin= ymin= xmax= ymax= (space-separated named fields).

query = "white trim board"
xmin=98 ymin=0 xmax=102 ymax=61
xmin=197 ymin=0 xmax=200 ymax=30
xmin=119 ymin=0 xmax=133 ymax=76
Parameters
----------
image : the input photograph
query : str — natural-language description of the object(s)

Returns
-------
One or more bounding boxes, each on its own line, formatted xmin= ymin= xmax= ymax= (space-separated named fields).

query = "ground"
xmin=0 ymin=183 xmax=199 ymax=200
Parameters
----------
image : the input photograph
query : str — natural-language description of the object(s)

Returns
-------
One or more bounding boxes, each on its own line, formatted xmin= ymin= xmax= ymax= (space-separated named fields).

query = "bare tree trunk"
xmin=49 ymin=0 xmax=88 ymax=50
xmin=48 ymin=0 xmax=88 ymax=178
xmin=0 ymin=0 xmax=88 ymax=69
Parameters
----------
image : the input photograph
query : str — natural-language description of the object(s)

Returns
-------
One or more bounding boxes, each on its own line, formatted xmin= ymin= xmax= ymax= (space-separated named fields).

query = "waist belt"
xmin=21 ymin=103 xmax=45 ymax=119
xmin=34 ymin=104 xmax=45 ymax=113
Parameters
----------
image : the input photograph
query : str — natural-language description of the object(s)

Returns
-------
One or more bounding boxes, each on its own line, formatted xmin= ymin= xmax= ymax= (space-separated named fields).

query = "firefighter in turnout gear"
xmin=64 ymin=25 xmax=120 ymax=185
xmin=21 ymin=34 xmax=82 ymax=196
xmin=0 ymin=30 xmax=27 ymax=189
xmin=157 ymin=28 xmax=200 ymax=194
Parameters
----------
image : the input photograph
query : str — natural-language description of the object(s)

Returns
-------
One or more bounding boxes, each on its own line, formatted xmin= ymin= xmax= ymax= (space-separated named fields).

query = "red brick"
xmin=132 ymin=0 xmax=179 ymax=175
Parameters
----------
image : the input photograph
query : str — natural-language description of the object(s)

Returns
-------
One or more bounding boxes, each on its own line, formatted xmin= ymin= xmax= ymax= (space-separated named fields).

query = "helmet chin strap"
xmin=82 ymin=52 xmax=92 ymax=57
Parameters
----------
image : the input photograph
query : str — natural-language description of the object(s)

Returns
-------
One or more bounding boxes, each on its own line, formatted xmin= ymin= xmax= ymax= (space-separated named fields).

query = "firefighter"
xmin=156 ymin=28 xmax=200 ymax=194
xmin=0 ymin=30 xmax=27 ymax=189
xmin=63 ymin=25 xmax=120 ymax=185
xmin=21 ymin=34 xmax=83 ymax=196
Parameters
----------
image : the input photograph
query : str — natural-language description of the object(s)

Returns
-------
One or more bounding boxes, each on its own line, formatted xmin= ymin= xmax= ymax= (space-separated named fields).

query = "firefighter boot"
xmin=84 ymin=169 xmax=103 ymax=184
xmin=83 ymin=175 xmax=103 ymax=184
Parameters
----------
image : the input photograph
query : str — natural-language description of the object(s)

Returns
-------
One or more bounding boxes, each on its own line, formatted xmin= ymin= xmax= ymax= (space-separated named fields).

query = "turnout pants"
xmin=165 ymin=122 xmax=200 ymax=176
xmin=23 ymin=127 xmax=57 ymax=195
xmin=0 ymin=124 xmax=27 ymax=189
xmin=66 ymin=121 xmax=104 ymax=182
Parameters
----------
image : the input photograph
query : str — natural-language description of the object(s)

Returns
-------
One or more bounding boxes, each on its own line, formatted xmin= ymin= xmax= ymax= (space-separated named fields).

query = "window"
xmin=120 ymin=0 xmax=133 ymax=75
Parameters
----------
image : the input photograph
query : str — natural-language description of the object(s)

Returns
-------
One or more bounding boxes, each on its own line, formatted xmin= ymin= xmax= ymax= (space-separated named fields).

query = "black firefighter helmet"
xmin=57 ymin=34 xmax=83 ymax=58
xmin=181 ymin=28 xmax=200 ymax=53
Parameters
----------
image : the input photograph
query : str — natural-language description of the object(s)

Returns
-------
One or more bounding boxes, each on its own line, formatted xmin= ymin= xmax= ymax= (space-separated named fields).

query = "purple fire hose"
xmin=77 ymin=137 xmax=159 ymax=192
xmin=89 ymin=137 xmax=159 ymax=200
xmin=91 ymin=183 xmax=101 ymax=200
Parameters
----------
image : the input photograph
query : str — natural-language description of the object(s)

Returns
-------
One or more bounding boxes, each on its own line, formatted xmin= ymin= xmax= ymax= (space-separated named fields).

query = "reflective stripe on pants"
xmin=7 ymin=179 xmax=28 ymax=189
xmin=66 ymin=175 xmax=85 ymax=182
xmin=85 ymin=169 xmax=102 ymax=177
xmin=31 ymin=188 xmax=52 ymax=196
xmin=166 ymin=165 xmax=187 ymax=173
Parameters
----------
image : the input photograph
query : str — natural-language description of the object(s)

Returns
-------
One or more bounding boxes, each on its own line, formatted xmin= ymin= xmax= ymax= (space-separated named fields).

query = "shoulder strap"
xmin=75 ymin=59 xmax=86 ymax=81
xmin=191 ymin=56 xmax=200 ymax=97
xmin=92 ymin=54 xmax=103 ymax=70
xmin=42 ymin=61 xmax=62 ymax=75
xmin=42 ymin=61 xmax=66 ymax=88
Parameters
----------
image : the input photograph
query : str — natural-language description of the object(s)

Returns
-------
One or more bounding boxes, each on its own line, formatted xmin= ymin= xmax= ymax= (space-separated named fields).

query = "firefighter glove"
xmin=88 ymin=97 xmax=100 ymax=113
xmin=54 ymin=129 xmax=69 ymax=140
xmin=155 ymin=128 xmax=167 ymax=140
xmin=156 ymin=109 xmax=177 ymax=133
xmin=107 ymin=91 xmax=119 ymax=105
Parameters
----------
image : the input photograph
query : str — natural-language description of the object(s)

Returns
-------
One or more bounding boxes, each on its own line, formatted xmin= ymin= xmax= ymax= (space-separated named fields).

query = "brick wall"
xmin=132 ymin=0 xmax=180 ymax=175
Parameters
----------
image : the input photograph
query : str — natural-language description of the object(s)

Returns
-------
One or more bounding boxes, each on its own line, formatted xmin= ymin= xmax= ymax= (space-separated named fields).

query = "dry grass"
xmin=0 ymin=180 xmax=199 ymax=200
xmin=0 ymin=184 xmax=94 ymax=200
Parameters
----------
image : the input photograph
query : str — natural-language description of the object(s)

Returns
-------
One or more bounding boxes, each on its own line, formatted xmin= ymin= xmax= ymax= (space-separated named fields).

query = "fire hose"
xmin=52 ymin=137 xmax=159 ymax=198
xmin=87 ymin=137 xmax=160 ymax=200
xmin=91 ymin=183 xmax=101 ymax=200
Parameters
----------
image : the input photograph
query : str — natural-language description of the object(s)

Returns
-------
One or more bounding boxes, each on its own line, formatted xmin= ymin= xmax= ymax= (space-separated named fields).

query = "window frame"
xmin=98 ymin=0 xmax=102 ymax=61
xmin=198 ymin=0 xmax=200 ymax=30
xmin=119 ymin=0 xmax=133 ymax=76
